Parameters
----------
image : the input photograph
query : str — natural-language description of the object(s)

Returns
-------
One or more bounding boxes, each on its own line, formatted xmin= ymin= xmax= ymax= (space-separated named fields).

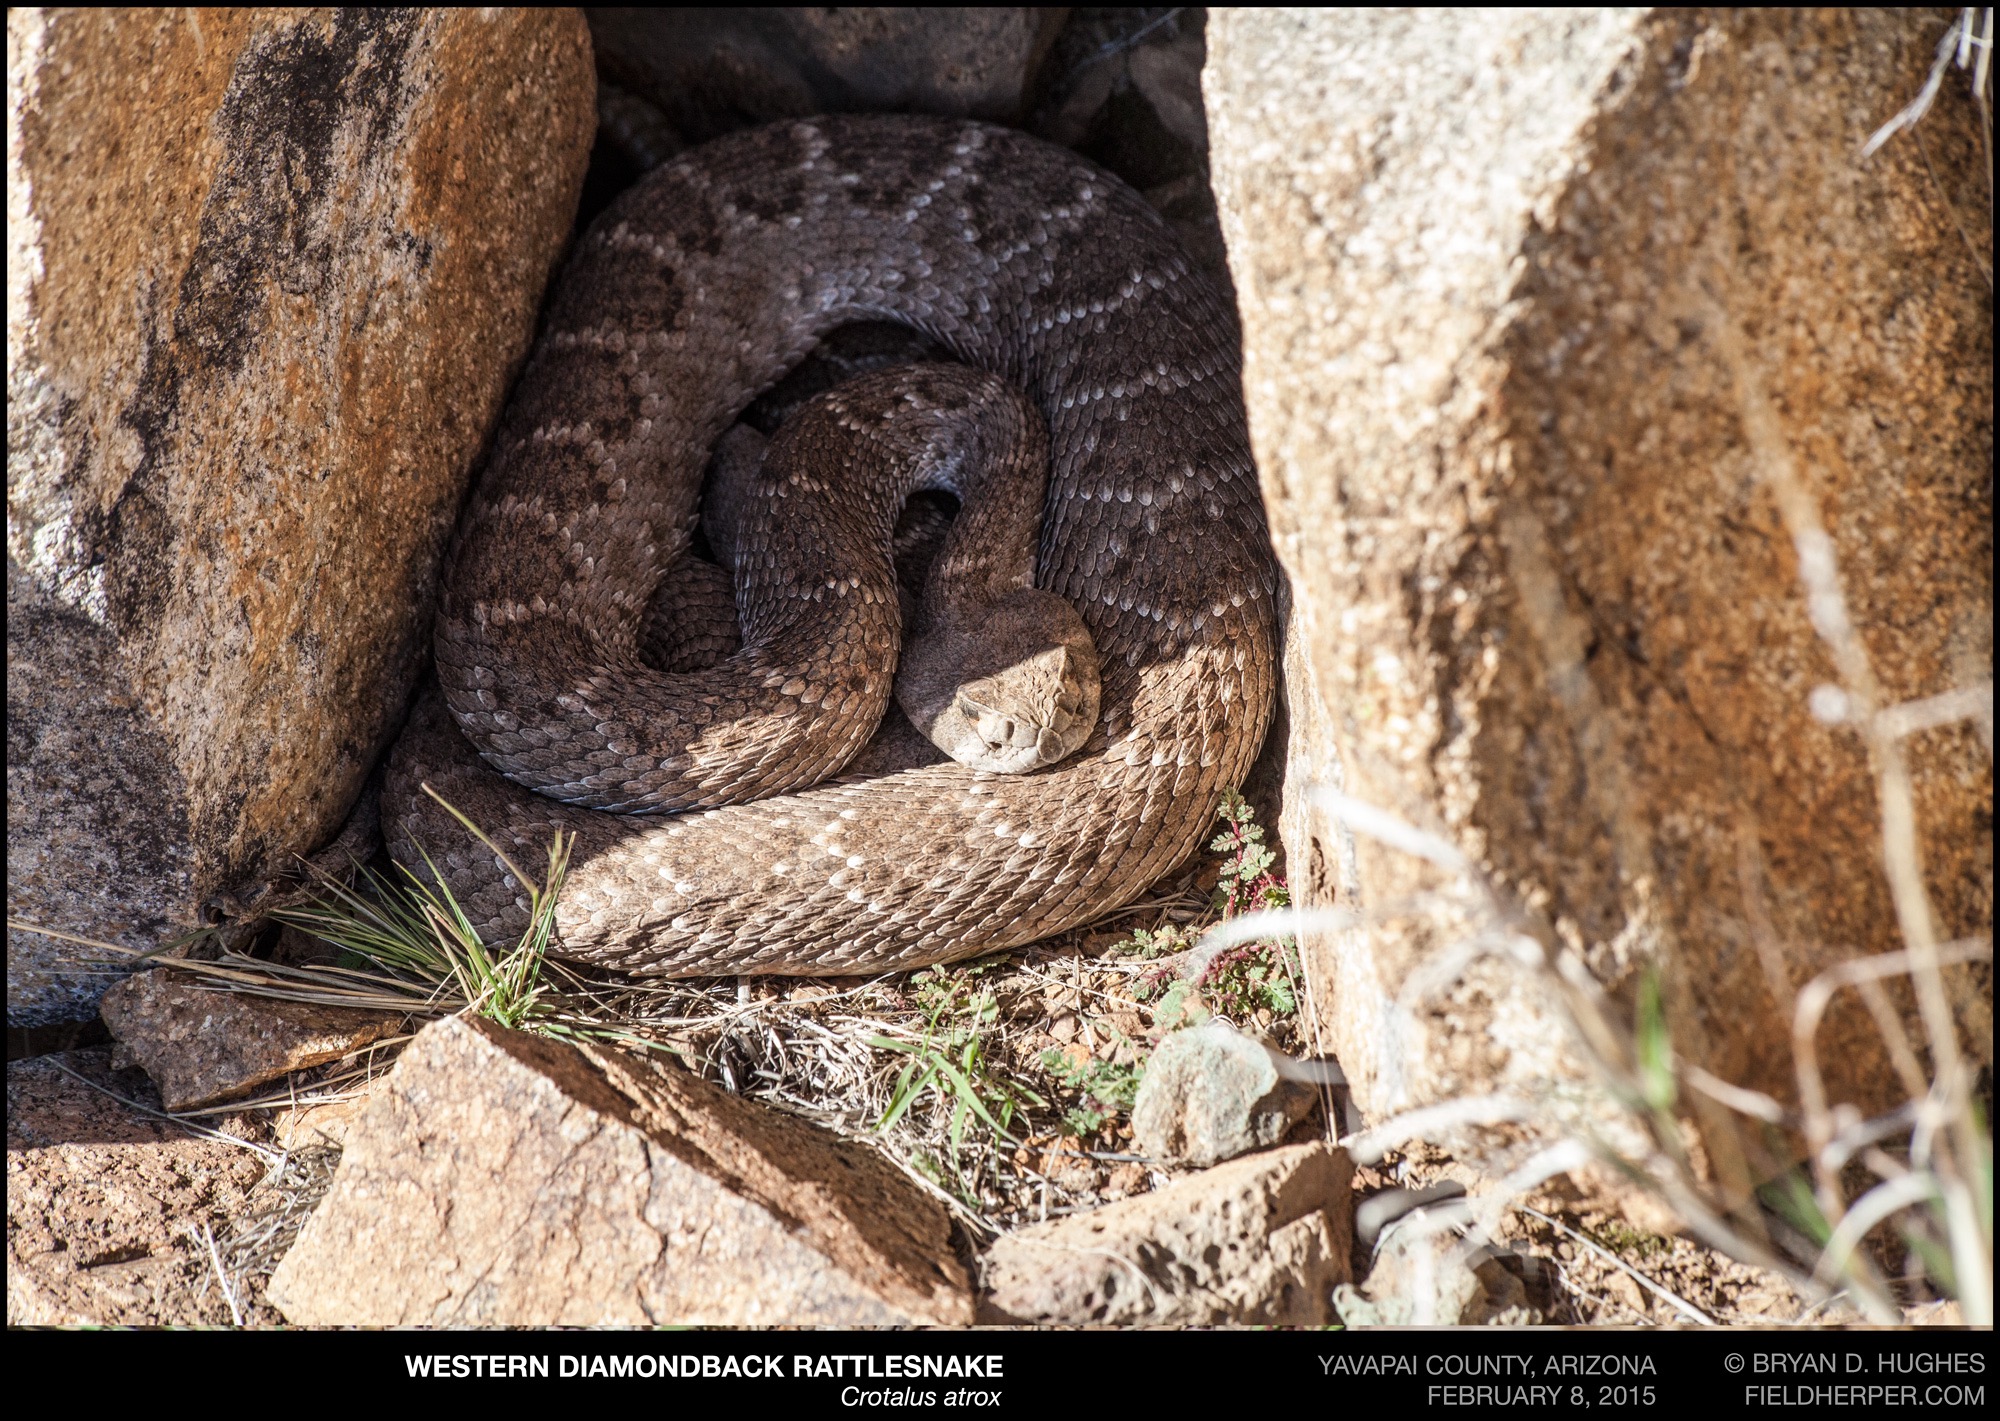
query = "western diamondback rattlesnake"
xmin=383 ymin=114 xmax=1277 ymax=975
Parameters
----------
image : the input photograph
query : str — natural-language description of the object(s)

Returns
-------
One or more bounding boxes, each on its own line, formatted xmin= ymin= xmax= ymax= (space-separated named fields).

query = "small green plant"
xmin=1146 ymin=975 xmax=1209 ymax=1031
xmin=871 ymin=967 xmax=1045 ymax=1190
xmin=1211 ymin=786 xmax=1288 ymax=918
xmin=1040 ymin=1045 xmax=1143 ymax=1139
xmin=1194 ymin=941 xmax=1300 ymax=1019
xmin=1126 ymin=790 xmax=1300 ymax=1028
xmin=1757 ymin=1167 xmax=1836 ymax=1250
xmin=1633 ymin=966 xmax=1676 ymax=1114
xmin=272 ymin=785 xmax=572 ymax=1035
xmin=1590 ymin=1218 xmax=1673 ymax=1261
xmin=1194 ymin=790 xmax=1299 ymax=1019
xmin=1119 ymin=922 xmax=1196 ymax=960
xmin=909 ymin=958 xmax=1001 ymax=1016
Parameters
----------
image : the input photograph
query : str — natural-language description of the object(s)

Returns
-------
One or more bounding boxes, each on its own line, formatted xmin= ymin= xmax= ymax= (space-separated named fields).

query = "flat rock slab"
xmin=268 ymin=1016 xmax=973 ymax=1326
xmin=7 ymin=1049 xmax=266 ymax=1326
xmin=98 ymin=969 xmax=405 ymax=1111
xmin=981 ymin=1141 xmax=1353 ymax=1325
xmin=1133 ymin=1021 xmax=1318 ymax=1167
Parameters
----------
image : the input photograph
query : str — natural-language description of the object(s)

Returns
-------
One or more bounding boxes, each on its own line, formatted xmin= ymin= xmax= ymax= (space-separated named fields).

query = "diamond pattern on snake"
xmin=384 ymin=113 xmax=1277 ymax=976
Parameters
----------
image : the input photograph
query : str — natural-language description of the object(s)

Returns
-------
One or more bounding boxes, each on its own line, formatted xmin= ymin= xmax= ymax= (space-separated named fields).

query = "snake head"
xmin=896 ymin=590 xmax=1101 ymax=774
xmin=954 ymin=642 xmax=1097 ymax=770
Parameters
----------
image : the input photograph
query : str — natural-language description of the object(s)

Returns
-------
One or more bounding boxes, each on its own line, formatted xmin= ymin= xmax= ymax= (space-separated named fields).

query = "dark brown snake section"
xmin=385 ymin=114 xmax=1277 ymax=976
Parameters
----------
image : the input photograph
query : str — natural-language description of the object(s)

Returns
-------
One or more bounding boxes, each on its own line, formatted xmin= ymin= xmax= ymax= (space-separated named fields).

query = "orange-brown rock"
xmin=7 ymin=1049 xmax=266 ymax=1326
xmin=98 ymin=969 xmax=405 ymax=1111
xmin=981 ymin=1141 xmax=1353 ymax=1324
xmin=1206 ymin=10 xmax=1990 ymax=1181
xmin=268 ymin=1016 xmax=974 ymax=1326
xmin=7 ymin=9 xmax=594 ymax=1023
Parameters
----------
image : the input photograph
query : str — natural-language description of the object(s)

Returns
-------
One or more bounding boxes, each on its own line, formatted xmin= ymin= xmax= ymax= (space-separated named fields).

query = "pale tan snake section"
xmin=384 ymin=114 xmax=1277 ymax=976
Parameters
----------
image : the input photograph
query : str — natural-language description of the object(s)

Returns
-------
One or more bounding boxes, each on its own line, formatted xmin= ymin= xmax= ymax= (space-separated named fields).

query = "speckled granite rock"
xmin=1207 ymin=8 xmax=1991 ymax=1177
xmin=7 ymin=1049 xmax=266 ymax=1326
xmin=268 ymin=1016 xmax=974 ymax=1326
xmin=1132 ymin=1021 xmax=1318 ymax=1167
xmin=6 ymin=8 xmax=594 ymax=1023
xmin=98 ymin=969 xmax=405 ymax=1111
xmin=982 ymin=1140 xmax=1352 ymax=1325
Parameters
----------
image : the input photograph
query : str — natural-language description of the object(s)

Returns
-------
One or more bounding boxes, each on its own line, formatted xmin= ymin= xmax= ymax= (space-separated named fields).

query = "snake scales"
xmin=383 ymin=114 xmax=1277 ymax=976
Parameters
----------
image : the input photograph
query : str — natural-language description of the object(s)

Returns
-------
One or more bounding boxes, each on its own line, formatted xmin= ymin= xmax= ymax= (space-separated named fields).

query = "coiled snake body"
xmin=384 ymin=114 xmax=1277 ymax=976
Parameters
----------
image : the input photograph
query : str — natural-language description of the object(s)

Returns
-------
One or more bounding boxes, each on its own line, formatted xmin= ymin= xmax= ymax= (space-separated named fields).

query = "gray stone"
xmin=1032 ymin=9 xmax=1209 ymax=164
xmin=1030 ymin=9 xmax=1226 ymax=281
xmin=1335 ymin=1211 xmax=1540 ymax=1328
xmin=588 ymin=8 xmax=1063 ymax=143
xmin=1206 ymin=9 xmax=1992 ymax=1182
xmin=98 ymin=969 xmax=406 ymax=1112
xmin=981 ymin=1141 xmax=1353 ymax=1325
xmin=7 ymin=1049 xmax=266 ymax=1326
xmin=1132 ymin=1021 xmax=1318 ymax=1167
xmin=267 ymin=1017 xmax=974 ymax=1326
xmin=6 ymin=9 xmax=595 ymax=1023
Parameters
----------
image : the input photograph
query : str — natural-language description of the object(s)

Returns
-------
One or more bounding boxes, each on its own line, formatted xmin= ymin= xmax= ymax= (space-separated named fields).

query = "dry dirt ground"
xmin=17 ymin=805 xmax=1936 ymax=1329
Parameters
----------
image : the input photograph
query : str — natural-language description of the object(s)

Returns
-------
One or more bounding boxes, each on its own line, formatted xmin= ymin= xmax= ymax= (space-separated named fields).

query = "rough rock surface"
xmin=1206 ymin=10 xmax=1992 ymax=1178
xmin=6 ymin=9 xmax=595 ymax=1023
xmin=1029 ymin=8 xmax=1227 ymax=283
xmin=588 ymin=8 xmax=1062 ymax=143
xmin=268 ymin=1016 xmax=973 ymax=1326
xmin=98 ymin=969 xmax=405 ymax=1112
xmin=7 ymin=1049 xmax=266 ymax=1326
xmin=1336 ymin=1213 xmax=1537 ymax=1327
xmin=1131 ymin=1021 xmax=1318 ymax=1167
xmin=981 ymin=1141 xmax=1352 ymax=1325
